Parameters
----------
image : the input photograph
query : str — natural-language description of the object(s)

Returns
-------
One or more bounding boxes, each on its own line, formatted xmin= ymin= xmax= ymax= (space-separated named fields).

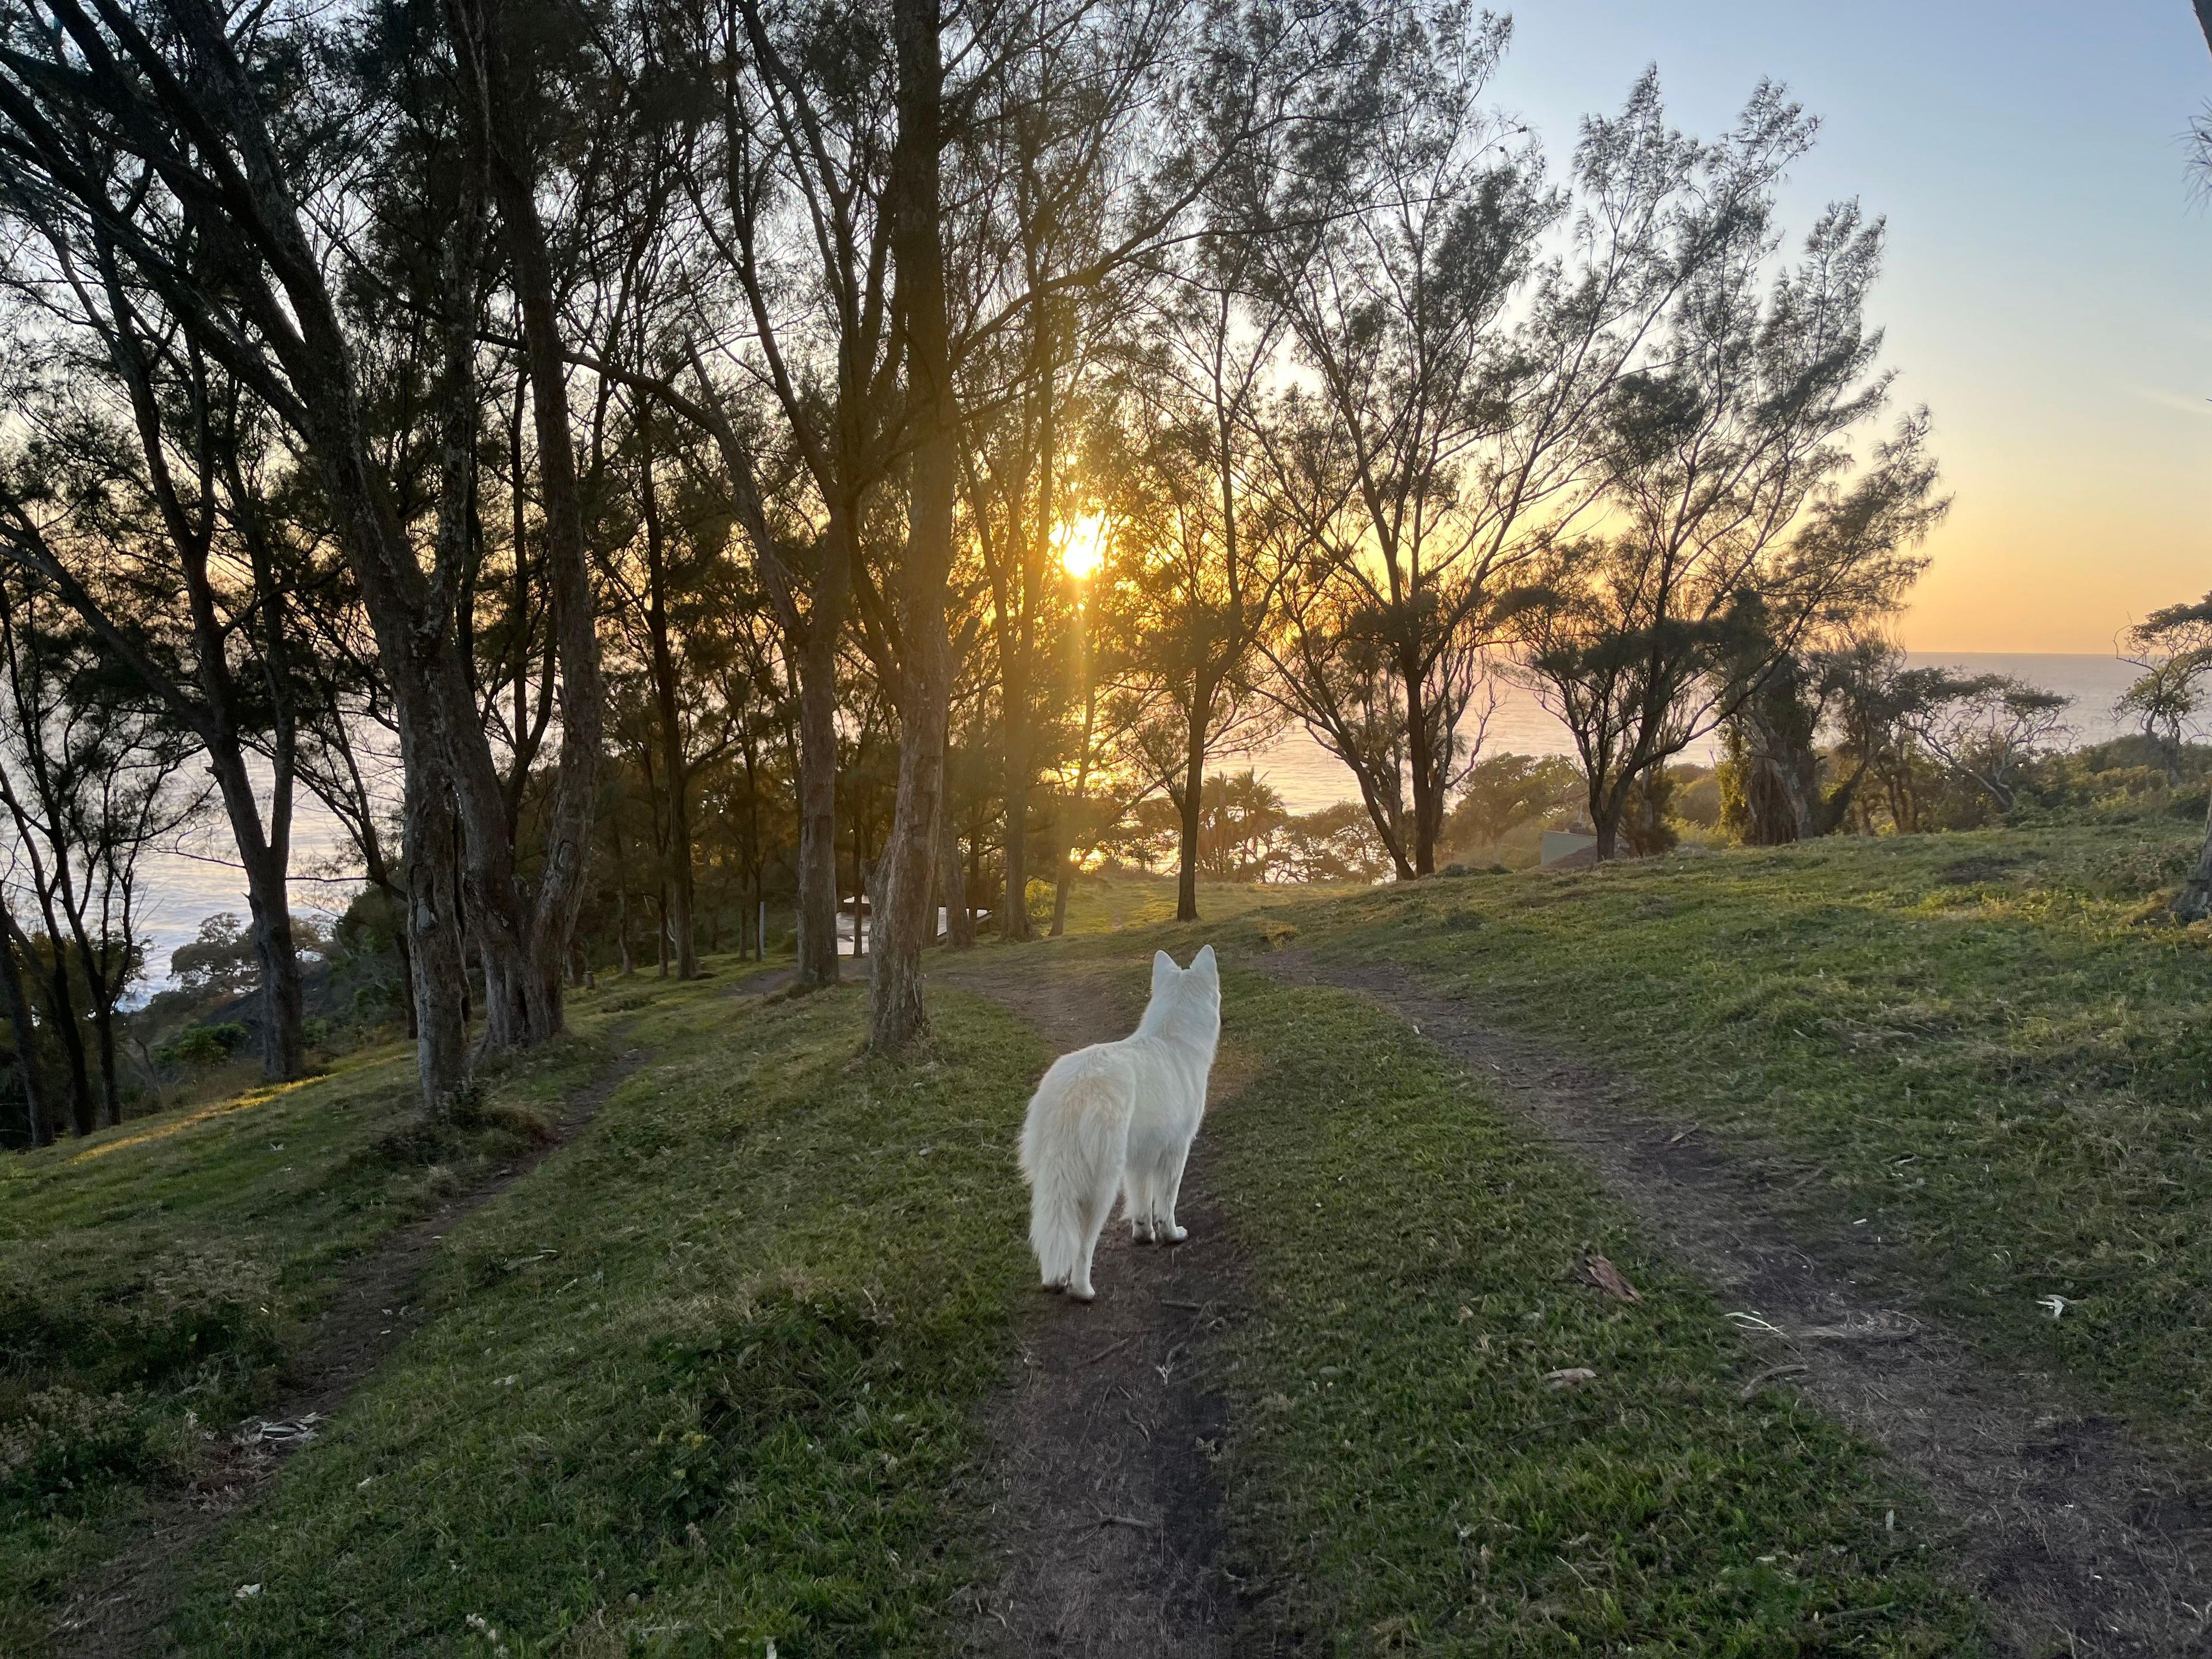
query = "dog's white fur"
xmin=1018 ymin=945 xmax=1221 ymax=1302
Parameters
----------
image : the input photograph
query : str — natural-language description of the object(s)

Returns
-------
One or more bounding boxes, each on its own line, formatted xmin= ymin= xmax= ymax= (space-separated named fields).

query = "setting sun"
xmin=1053 ymin=510 xmax=1109 ymax=580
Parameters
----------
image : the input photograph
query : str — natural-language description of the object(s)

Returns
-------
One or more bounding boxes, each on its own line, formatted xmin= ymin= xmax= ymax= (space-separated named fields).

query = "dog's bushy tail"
xmin=1018 ymin=1052 xmax=1132 ymax=1287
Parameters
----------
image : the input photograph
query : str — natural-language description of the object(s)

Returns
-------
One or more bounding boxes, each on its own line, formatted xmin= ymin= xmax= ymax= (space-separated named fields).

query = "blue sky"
xmin=1484 ymin=2 xmax=2211 ymax=651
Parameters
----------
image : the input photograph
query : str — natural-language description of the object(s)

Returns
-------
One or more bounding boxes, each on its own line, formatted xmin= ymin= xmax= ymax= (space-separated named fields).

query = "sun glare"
xmin=1054 ymin=510 xmax=1109 ymax=580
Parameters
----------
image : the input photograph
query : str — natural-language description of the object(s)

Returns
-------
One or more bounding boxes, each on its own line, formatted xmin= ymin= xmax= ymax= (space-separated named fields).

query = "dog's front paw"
xmin=1068 ymin=1283 xmax=1097 ymax=1303
xmin=1163 ymin=1224 xmax=1188 ymax=1243
xmin=1131 ymin=1224 xmax=1154 ymax=1245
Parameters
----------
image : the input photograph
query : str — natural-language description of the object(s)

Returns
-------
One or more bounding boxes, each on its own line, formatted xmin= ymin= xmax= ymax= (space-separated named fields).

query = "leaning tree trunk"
xmin=869 ymin=0 xmax=957 ymax=1054
xmin=0 ymin=908 xmax=51 ymax=1146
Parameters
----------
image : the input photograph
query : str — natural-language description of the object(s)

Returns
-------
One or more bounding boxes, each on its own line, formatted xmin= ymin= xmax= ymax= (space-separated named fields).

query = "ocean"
xmin=116 ymin=652 xmax=2149 ymax=984
xmin=1245 ymin=653 xmax=2150 ymax=810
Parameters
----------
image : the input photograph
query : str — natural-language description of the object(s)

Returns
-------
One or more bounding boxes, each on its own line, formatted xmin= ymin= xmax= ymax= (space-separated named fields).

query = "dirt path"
xmin=938 ymin=949 xmax=1240 ymax=1658
xmin=49 ymin=1036 xmax=653 ymax=1659
xmin=1264 ymin=950 xmax=2212 ymax=1659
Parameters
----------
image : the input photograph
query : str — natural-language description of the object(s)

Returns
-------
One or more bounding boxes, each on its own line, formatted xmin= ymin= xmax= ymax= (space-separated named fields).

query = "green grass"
xmin=0 ymin=968 xmax=718 ymax=1655
xmin=1044 ymin=868 xmax=1367 ymax=935
xmin=9 ymin=886 xmax=2038 ymax=1655
xmin=158 ymin=978 xmax=1040 ymax=1657
xmin=976 ymin=932 xmax=1984 ymax=1655
xmin=1254 ymin=817 xmax=2212 ymax=1452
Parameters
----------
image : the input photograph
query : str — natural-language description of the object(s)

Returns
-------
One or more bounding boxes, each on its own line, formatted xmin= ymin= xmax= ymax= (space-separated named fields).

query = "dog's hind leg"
xmin=1069 ymin=1205 xmax=1106 ymax=1301
xmin=1070 ymin=1163 xmax=1119 ymax=1301
xmin=1157 ymin=1138 xmax=1193 ymax=1244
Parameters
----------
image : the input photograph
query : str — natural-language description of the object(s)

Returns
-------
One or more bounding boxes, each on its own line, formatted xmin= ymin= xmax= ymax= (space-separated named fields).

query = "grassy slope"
xmin=1002 ymin=933 xmax=1982 ymax=1656
xmin=158 ymin=977 xmax=1044 ymax=1657
xmin=9 ymin=884 xmax=2012 ymax=1655
xmin=1261 ymin=817 xmax=2212 ymax=1451
xmin=0 ymin=979 xmax=662 ymax=1653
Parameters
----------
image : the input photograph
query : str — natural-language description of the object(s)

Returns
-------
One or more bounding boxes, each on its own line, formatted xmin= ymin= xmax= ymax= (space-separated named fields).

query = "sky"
xmin=1481 ymin=2 xmax=2212 ymax=653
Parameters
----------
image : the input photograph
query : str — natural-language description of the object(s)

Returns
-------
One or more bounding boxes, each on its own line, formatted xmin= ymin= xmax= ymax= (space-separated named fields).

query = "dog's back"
xmin=1019 ymin=948 xmax=1221 ymax=1301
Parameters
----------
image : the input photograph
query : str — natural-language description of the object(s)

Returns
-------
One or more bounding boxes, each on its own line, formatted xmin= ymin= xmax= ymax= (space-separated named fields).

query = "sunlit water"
xmin=120 ymin=652 xmax=2147 ymax=986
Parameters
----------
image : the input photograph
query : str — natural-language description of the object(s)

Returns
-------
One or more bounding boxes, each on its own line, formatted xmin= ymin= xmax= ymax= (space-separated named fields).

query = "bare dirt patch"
xmin=1264 ymin=949 xmax=2212 ymax=1659
xmin=49 ymin=1038 xmax=653 ymax=1659
xmin=939 ymin=947 xmax=1241 ymax=1658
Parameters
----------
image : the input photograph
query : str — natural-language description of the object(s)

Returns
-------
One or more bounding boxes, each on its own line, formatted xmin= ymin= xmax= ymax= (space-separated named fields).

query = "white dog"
xmin=1018 ymin=945 xmax=1221 ymax=1302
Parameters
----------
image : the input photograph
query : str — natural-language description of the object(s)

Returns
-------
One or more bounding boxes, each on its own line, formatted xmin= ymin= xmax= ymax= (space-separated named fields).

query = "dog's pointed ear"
xmin=1193 ymin=944 xmax=1217 ymax=976
xmin=1152 ymin=949 xmax=1177 ymax=990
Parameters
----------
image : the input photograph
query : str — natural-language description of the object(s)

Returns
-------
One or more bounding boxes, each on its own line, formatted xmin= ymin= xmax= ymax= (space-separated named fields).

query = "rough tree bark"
xmin=869 ymin=0 xmax=957 ymax=1053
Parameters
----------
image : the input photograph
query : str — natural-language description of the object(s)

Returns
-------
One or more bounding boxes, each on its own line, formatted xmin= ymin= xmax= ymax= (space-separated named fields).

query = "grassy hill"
xmin=1249 ymin=818 xmax=2212 ymax=1452
xmin=14 ymin=828 xmax=2209 ymax=1654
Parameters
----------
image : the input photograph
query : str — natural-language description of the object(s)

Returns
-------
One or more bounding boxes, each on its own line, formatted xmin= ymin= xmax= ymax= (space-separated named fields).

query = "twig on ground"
xmin=1739 ymin=1363 xmax=1810 ymax=1402
xmin=1082 ymin=1334 xmax=1138 ymax=1366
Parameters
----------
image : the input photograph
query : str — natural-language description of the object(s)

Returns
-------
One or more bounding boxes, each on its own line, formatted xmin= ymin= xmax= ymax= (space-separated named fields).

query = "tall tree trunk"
xmin=400 ymin=757 xmax=471 ymax=1118
xmin=639 ymin=442 xmax=698 ymax=978
xmin=1404 ymin=655 xmax=1437 ymax=877
xmin=792 ymin=531 xmax=848 ymax=991
xmin=48 ymin=964 xmax=94 ymax=1138
xmin=941 ymin=821 xmax=974 ymax=949
xmin=18 ymin=874 xmax=94 ymax=1135
xmin=208 ymin=743 xmax=306 ymax=1082
xmin=1175 ymin=683 xmax=1209 ymax=922
xmin=467 ymin=0 xmax=603 ymax=1045
xmin=392 ymin=910 xmax=419 ymax=1040
xmin=0 ymin=908 xmax=51 ymax=1146
xmin=870 ymin=0 xmax=956 ymax=1054
xmin=88 ymin=981 xmax=121 ymax=1130
xmin=1050 ymin=679 xmax=1099 ymax=938
xmin=1001 ymin=703 xmax=1032 ymax=941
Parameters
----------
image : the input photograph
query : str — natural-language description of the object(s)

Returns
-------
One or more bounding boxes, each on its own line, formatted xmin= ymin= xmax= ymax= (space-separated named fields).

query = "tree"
xmin=1896 ymin=670 xmax=2070 ymax=815
xmin=169 ymin=914 xmax=263 ymax=1001
xmin=1245 ymin=6 xmax=1555 ymax=879
xmin=1719 ymin=643 xmax=1887 ymax=846
xmin=1511 ymin=96 xmax=1945 ymax=858
xmin=0 ymin=0 xmax=610 ymax=1112
xmin=1441 ymin=752 xmax=1584 ymax=855
xmin=2118 ymin=596 xmax=2212 ymax=790
xmin=0 ymin=309 xmax=317 ymax=1082
xmin=0 ymin=570 xmax=198 ymax=1131
xmin=2123 ymin=593 xmax=2212 ymax=915
xmin=1093 ymin=219 xmax=1304 ymax=925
